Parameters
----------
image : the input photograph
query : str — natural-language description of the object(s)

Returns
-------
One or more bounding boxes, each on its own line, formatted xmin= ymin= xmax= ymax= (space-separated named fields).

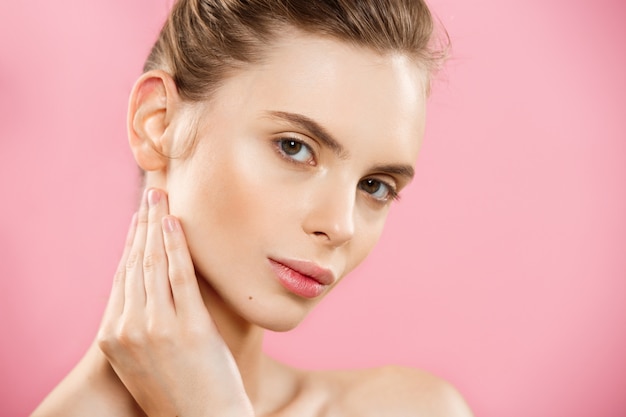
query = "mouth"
xmin=268 ymin=258 xmax=336 ymax=299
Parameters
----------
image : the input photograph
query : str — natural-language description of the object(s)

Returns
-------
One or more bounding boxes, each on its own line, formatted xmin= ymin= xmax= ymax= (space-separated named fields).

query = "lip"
xmin=268 ymin=258 xmax=336 ymax=298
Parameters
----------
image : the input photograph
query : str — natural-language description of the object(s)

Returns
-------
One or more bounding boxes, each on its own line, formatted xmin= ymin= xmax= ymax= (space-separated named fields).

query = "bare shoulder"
xmin=318 ymin=366 xmax=474 ymax=417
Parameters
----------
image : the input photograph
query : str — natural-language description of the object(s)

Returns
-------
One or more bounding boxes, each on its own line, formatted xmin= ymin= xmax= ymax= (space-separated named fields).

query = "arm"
xmin=30 ymin=340 xmax=146 ymax=417
xmin=30 ymin=209 xmax=151 ymax=417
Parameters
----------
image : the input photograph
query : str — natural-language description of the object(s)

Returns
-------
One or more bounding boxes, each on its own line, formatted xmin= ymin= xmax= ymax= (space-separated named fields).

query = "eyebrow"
xmin=264 ymin=110 xmax=415 ymax=181
xmin=265 ymin=110 xmax=348 ymax=158
xmin=370 ymin=164 xmax=415 ymax=181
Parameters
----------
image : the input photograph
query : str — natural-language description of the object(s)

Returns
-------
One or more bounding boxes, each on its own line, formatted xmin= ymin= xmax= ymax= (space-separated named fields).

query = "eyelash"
xmin=273 ymin=137 xmax=317 ymax=166
xmin=273 ymin=137 xmax=400 ymax=204
xmin=359 ymin=178 xmax=400 ymax=203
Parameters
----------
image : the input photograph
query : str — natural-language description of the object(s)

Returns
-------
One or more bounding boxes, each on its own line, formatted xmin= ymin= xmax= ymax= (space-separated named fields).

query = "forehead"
xmin=213 ymin=32 xmax=427 ymax=162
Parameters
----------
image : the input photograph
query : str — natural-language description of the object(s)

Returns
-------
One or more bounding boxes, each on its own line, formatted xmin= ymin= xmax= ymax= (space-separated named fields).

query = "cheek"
xmin=343 ymin=210 xmax=389 ymax=276
xmin=178 ymin=159 xmax=267 ymax=242
xmin=169 ymin=143 xmax=297 ymax=260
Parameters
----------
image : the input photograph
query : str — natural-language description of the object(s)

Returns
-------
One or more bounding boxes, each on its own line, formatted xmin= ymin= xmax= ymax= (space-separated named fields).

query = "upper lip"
xmin=269 ymin=258 xmax=336 ymax=286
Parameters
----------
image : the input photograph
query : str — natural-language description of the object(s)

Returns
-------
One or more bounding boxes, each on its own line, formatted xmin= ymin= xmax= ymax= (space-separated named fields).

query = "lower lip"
xmin=269 ymin=260 xmax=326 ymax=298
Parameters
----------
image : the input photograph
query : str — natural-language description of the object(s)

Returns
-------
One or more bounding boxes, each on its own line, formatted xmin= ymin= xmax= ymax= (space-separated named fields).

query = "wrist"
xmin=84 ymin=340 xmax=143 ymax=410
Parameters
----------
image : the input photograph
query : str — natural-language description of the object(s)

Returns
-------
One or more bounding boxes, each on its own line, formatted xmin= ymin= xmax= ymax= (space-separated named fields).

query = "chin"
xmin=227 ymin=291 xmax=318 ymax=333
xmin=195 ymin=268 xmax=323 ymax=332
xmin=261 ymin=318 xmax=303 ymax=333
xmin=249 ymin=300 xmax=315 ymax=332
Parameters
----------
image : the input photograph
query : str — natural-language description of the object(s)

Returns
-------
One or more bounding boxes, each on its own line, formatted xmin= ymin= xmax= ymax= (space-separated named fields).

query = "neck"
xmin=196 ymin=276 xmax=266 ymax=403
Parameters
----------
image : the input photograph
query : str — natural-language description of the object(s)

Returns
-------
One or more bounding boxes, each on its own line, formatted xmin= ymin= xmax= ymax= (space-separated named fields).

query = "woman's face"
xmin=162 ymin=33 xmax=427 ymax=331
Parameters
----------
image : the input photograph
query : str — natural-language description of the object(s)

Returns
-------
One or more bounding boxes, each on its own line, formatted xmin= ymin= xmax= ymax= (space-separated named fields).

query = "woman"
xmin=32 ymin=0 xmax=473 ymax=415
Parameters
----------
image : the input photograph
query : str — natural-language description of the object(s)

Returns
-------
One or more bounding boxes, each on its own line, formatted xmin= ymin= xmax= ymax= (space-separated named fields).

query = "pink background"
xmin=1 ymin=0 xmax=625 ymax=416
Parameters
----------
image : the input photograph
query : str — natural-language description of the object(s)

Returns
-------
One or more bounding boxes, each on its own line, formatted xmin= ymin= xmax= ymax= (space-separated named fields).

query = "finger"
xmin=161 ymin=215 xmax=205 ymax=317
xmin=124 ymin=188 xmax=149 ymax=313
xmin=102 ymin=212 xmax=137 ymax=320
xmin=144 ymin=189 xmax=175 ymax=315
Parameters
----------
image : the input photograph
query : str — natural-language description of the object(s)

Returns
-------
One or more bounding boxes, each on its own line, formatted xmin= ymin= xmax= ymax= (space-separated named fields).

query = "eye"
xmin=358 ymin=178 xmax=399 ymax=203
xmin=276 ymin=138 xmax=315 ymax=165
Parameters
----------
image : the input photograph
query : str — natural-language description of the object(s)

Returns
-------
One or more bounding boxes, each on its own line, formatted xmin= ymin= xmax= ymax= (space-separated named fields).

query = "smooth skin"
xmin=32 ymin=32 xmax=474 ymax=417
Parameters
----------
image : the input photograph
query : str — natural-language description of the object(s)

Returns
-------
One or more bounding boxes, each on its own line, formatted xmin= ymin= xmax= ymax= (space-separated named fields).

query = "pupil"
xmin=282 ymin=140 xmax=301 ymax=155
xmin=364 ymin=179 xmax=380 ymax=193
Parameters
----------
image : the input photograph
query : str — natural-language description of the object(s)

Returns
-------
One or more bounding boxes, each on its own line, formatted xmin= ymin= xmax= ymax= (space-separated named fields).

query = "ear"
xmin=127 ymin=70 xmax=181 ymax=171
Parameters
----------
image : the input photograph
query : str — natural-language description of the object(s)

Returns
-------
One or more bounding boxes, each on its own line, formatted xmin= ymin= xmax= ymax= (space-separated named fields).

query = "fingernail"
xmin=162 ymin=216 xmax=178 ymax=233
xmin=148 ymin=189 xmax=161 ymax=207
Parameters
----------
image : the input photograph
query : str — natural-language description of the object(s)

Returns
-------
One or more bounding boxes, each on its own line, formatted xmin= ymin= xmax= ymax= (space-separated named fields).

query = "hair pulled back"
xmin=144 ymin=0 xmax=448 ymax=101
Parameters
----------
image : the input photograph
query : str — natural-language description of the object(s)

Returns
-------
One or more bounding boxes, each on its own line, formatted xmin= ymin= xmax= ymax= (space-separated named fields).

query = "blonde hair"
xmin=144 ymin=0 xmax=448 ymax=101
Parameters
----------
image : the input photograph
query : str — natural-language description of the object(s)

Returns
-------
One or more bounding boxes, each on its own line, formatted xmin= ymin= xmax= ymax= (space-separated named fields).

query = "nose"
xmin=302 ymin=181 xmax=355 ymax=248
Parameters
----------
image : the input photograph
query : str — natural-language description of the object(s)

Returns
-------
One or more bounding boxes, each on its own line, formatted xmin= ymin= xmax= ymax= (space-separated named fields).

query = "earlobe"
xmin=127 ymin=70 xmax=180 ymax=172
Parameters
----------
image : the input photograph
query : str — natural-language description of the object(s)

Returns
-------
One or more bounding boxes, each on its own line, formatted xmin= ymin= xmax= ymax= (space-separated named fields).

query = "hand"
xmin=97 ymin=188 xmax=254 ymax=417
